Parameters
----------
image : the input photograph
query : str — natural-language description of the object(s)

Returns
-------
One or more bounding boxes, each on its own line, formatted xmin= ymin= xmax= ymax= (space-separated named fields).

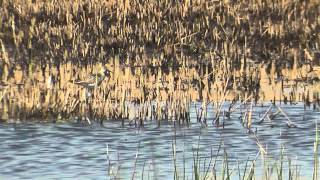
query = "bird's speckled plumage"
xmin=73 ymin=66 xmax=111 ymax=89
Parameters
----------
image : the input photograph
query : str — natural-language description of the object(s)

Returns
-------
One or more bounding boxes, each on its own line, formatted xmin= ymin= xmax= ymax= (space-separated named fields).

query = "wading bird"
xmin=72 ymin=66 xmax=112 ymax=89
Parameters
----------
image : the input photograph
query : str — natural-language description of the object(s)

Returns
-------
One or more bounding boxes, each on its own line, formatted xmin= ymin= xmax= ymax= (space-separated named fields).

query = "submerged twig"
xmin=277 ymin=106 xmax=297 ymax=128
xmin=257 ymin=105 xmax=272 ymax=124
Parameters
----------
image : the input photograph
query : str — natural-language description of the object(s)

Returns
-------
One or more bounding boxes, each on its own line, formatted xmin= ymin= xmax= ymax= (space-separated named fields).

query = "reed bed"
xmin=0 ymin=0 xmax=319 ymax=122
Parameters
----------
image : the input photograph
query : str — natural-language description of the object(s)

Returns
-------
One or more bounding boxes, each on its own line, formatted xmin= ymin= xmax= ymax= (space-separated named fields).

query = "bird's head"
xmin=101 ymin=66 xmax=112 ymax=77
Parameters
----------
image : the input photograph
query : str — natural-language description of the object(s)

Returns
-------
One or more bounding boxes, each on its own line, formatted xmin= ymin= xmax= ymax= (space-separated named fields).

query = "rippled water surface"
xmin=0 ymin=103 xmax=319 ymax=179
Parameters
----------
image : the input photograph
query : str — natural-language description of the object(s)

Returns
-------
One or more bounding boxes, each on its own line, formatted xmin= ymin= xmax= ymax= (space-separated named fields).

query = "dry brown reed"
xmin=0 ymin=0 xmax=319 ymax=122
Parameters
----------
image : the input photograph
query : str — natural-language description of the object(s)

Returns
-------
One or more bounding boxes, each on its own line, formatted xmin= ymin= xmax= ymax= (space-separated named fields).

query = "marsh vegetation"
xmin=0 ymin=0 xmax=319 ymax=123
xmin=0 ymin=1 xmax=319 ymax=178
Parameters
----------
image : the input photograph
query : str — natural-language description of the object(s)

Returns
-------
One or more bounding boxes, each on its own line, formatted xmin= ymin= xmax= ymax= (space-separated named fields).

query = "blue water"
xmin=0 ymin=103 xmax=319 ymax=179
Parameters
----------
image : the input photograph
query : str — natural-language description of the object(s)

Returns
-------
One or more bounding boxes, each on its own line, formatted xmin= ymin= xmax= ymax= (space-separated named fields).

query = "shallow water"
xmin=0 ymin=102 xmax=319 ymax=179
